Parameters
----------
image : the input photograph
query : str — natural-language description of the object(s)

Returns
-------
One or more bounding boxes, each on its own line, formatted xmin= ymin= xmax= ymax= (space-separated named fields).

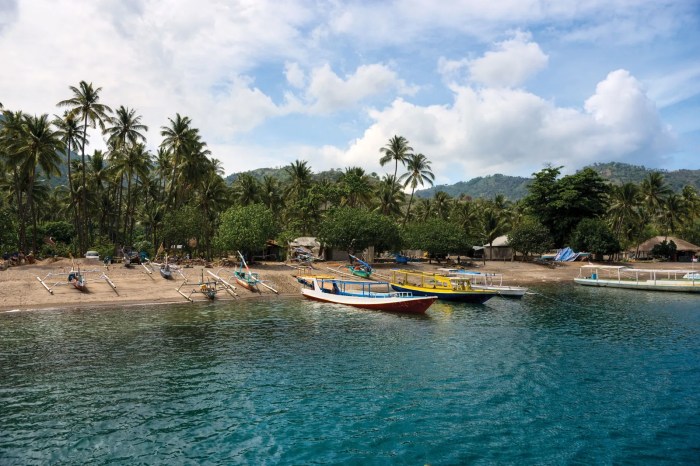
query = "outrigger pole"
xmin=207 ymin=270 xmax=238 ymax=297
xmin=36 ymin=276 xmax=53 ymax=294
xmin=175 ymin=278 xmax=193 ymax=302
xmin=258 ymin=281 xmax=278 ymax=294
xmin=101 ymin=273 xmax=118 ymax=294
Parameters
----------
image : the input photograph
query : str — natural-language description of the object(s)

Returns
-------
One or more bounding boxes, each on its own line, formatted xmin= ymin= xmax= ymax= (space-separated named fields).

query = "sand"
xmin=0 ymin=257 xmax=695 ymax=311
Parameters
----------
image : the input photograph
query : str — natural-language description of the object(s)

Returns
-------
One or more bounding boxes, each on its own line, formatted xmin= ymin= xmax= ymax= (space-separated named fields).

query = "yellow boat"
xmin=389 ymin=269 xmax=498 ymax=303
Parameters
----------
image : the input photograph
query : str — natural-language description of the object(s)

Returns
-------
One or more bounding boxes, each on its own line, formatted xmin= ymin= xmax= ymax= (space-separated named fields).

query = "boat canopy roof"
xmin=580 ymin=264 xmax=700 ymax=274
xmin=579 ymin=265 xmax=627 ymax=270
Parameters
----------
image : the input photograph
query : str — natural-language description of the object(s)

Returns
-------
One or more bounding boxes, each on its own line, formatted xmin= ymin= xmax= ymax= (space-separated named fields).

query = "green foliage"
xmin=318 ymin=207 xmax=400 ymax=253
xmin=43 ymin=220 xmax=75 ymax=244
xmin=161 ymin=205 xmax=203 ymax=250
xmin=133 ymin=240 xmax=153 ymax=258
xmin=507 ymin=217 xmax=553 ymax=259
xmin=679 ymin=220 xmax=700 ymax=247
xmin=402 ymin=219 xmax=471 ymax=256
xmin=89 ymin=235 xmax=116 ymax=260
xmin=216 ymin=204 xmax=278 ymax=256
xmin=651 ymin=239 xmax=677 ymax=260
xmin=0 ymin=208 xmax=17 ymax=251
xmin=570 ymin=218 xmax=621 ymax=257
xmin=524 ymin=166 xmax=610 ymax=247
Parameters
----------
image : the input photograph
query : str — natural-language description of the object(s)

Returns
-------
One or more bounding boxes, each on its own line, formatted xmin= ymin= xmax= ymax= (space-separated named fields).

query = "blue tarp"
xmin=554 ymin=247 xmax=584 ymax=262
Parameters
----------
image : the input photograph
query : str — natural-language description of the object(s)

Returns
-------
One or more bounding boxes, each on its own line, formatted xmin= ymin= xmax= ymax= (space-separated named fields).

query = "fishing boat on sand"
xmin=347 ymin=254 xmax=372 ymax=279
xmin=575 ymin=265 xmax=700 ymax=293
xmin=301 ymin=277 xmax=437 ymax=314
xmin=390 ymin=269 xmax=498 ymax=303
xmin=234 ymin=251 xmax=261 ymax=291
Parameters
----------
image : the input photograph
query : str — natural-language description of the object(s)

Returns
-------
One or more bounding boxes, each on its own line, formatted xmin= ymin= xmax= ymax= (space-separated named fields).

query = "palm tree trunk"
xmin=123 ymin=172 xmax=132 ymax=245
xmin=403 ymin=189 xmax=415 ymax=227
xmin=80 ymin=117 xmax=89 ymax=254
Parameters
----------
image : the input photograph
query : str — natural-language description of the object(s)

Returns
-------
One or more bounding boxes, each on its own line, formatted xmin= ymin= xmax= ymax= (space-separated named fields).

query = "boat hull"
xmin=160 ymin=269 xmax=172 ymax=279
xmin=574 ymin=277 xmax=700 ymax=293
xmin=301 ymin=288 xmax=436 ymax=314
xmin=234 ymin=274 xmax=258 ymax=291
xmin=390 ymin=283 xmax=497 ymax=303
xmin=470 ymin=285 xmax=527 ymax=298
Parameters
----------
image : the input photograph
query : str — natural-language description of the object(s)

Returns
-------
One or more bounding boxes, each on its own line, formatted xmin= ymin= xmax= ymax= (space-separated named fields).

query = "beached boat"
xmin=234 ymin=251 xmax=261 ymax=291
xmin=438 ymin=268 xmax=528 ymax=298
xmin=389 ymin=269 xmax=499 ymax=303
xmin=67 ymin=269 xmax=87 ymax=291
xmin=347 ymin=254 xmax=372 ymax=279
xmin=159 ymin=262 xmax=172 ymax=279
xmin=301 ymin=277 xmax=437 ymax=313
xmin=575 ymin=265 xmax=700 ymax=293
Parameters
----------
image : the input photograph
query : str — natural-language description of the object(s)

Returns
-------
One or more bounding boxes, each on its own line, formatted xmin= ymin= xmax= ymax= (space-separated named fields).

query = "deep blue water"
xmin=1 ymin=284 xmax=699 ymax=465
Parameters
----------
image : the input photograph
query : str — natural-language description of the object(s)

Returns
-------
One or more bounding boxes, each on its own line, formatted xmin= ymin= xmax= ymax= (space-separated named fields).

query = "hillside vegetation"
xmin=226 ymin=162 xmax=700 ymax=201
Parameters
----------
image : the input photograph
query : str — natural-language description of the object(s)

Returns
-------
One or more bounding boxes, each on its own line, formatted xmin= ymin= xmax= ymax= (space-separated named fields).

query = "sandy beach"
xmin=1 ymin=258 xmax=695 ymax=311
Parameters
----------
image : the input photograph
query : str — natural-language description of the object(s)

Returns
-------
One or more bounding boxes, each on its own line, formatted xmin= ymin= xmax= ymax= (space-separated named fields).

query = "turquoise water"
xmin=1 ymin=285 xmax=699 ymax=464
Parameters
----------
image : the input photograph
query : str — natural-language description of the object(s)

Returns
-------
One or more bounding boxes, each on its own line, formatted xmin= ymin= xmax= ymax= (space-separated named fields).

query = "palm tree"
xmin=432 ymin=191 xmax=452 ymax=220
xmin=57 ymin=81 xmax=113 ymax=252
xmin=379 ymin=135 xmax=413 ymax=180
xmin=608 ymin=182 xmax=641 ymax=241
xmin=160 ymin=114 xmax=198 ymax=206
xmin=196 ymin=171 xmax=232 ymax=258
xmin=481 ymin=207 xmax=506 ymax=261
xmin=233 ymin=173 xmax=260 ymax=206
xmin=640 ymin=172 xmax=671 ymax=227
xmin=284 ymin=159 xmax=313 ymax=202
xmin=104 ymin=106 xmax=148 ymax=150
xmin=662 ymin=193 xmax=686 ymax=235
xmin=15 ymin=114 xmax=63 ymax=252
xmin=399 ymin=153 xmax=434 ymax=226
xmin=260 ymin=175 xmax=283 ymax=214
xmin=339 ymin=166 xmax=373 ymax=208
xmin=373 ymin=175 xmax=404 ymax=217
xmin=53 ymin=112 xmax=85 ymax=241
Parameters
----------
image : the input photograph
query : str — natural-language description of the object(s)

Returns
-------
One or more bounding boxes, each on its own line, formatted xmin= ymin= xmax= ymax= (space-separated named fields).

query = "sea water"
xmin=1 ymin=284 xmax=699 ymax=464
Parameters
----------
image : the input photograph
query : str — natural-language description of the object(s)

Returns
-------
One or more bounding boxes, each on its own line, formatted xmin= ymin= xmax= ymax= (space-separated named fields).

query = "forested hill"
xmin=223 ymin=162 xmax=700 ymax=201
xmin=415 ymin=163 xmax=700 ymax=200
xmin=586 ymin=162 xmax=700 ymax=192
xmin=224 ymin=167 xmax=344 ymax=184
xmin=415 ymin=174 xmax=531 ymax=200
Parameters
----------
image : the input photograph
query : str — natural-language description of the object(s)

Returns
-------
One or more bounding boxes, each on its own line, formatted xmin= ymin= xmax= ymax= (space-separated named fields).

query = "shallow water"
xmin=1 ymin=284 xmax=699 ymax=464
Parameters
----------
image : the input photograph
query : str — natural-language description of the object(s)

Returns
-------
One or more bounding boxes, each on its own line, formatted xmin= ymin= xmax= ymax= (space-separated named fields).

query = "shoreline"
xmin=1 ymin=258 xmax=696 ymax=312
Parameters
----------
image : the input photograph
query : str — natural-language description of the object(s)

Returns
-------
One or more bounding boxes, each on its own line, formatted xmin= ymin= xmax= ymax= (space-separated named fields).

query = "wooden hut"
xmin=631 ymin=236 xmax=700 ymax=261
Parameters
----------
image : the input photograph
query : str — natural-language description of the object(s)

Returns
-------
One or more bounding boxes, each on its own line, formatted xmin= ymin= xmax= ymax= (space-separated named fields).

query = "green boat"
xmin=347 ymin=255 xmax=372 ymax=279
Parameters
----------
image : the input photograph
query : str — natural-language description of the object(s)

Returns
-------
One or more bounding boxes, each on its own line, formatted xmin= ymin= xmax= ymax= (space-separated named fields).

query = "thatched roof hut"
xmin=632 ymin=236 xmax=700 ymax=261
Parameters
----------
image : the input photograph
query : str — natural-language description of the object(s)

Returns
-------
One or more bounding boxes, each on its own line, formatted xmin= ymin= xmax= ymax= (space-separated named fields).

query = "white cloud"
xmin=323 ymin=69 xmax=675 ymax=183
xmin=285 ymin=62 xmax=306 ymax=88
xmin=304 ymin=63 xmax=416 ymax=114
xmin=466 ymin=31 xmax=548 ymax=87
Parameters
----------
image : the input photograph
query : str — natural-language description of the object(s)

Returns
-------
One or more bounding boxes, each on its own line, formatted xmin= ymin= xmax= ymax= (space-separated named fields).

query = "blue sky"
xmin=1 ymin=0 xmax=699 ymax=185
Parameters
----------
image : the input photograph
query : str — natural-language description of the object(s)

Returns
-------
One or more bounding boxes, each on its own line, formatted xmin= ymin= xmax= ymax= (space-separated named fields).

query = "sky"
xmin=1 ymin=0 xmax=699 ymax=185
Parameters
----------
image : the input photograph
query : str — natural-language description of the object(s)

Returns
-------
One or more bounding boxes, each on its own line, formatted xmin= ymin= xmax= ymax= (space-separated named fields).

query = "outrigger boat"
xmin=438 ymin=268 xmax=528 ymax=298
xmin=175 ymin=270 xmax=224 ymax=301
xmin=348 ymin=254 xmax=372 ymax=279
xmin=36 ymin=266 xmax=118 ymax=295
xmin=389 ymin=269 xmax=499 ymax=303
xmin=301 ymin=277 xmax=437 ymax=314
xmin=233 ymin=251 xmax=261 ymax=292
xmin=575 ymin=265 xmax=700 ymax=293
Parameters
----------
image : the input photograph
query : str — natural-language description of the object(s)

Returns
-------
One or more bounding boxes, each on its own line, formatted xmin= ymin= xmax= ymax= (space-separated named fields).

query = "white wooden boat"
xmin=575 ymin=265 xmax=700 ymax=293
xmin=438 ymin=268 xmax=528 ymax=298
xmin=301 ymin=278 xmax=437 ymax=314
